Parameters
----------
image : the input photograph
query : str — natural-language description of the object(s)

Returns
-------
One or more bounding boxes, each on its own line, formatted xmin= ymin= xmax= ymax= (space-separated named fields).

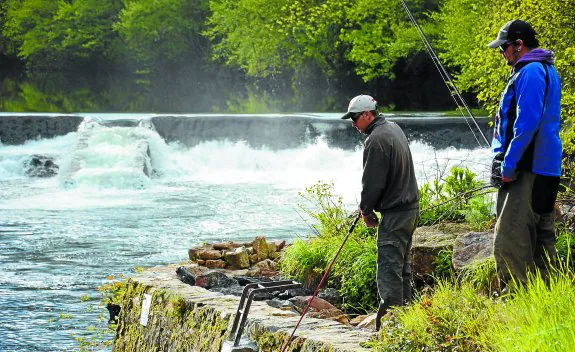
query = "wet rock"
xmin=453 ymin=232 xmax=494 ymax=269
xmin=212 ymin=284 xmax=244 ymax=297
xmin=106 ymin=303 xmax=121 ymax=324
xmin=175 ymin=265 xmax=206 ymax=286
xmin=24 ymin=155 xmax=59 ymax=177
xmin=266 ymin=298 xmax=296 ymax=311
xmin=194 ymin=271 xmax=237 ymax=289
xmin=224 ymin=247 xmax=250 ymax=269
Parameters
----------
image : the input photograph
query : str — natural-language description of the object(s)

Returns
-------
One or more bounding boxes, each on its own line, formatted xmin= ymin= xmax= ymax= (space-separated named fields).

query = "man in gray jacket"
xmin=342 ymin=95 xmax=419 ymax=331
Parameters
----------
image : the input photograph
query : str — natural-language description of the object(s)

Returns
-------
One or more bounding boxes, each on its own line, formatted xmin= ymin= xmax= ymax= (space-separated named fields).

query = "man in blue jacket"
xmin=488 ymin=19 xmax=562 ymax=286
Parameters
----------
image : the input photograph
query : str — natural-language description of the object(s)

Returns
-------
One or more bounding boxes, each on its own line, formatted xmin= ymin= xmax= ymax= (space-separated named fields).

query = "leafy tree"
xmin=114 ymin=0 xmax=210 ymax=66
xmin=204 ymin=0 xmax=291 ymax=77
xmin=1 ymin=0 xmax=123 ymax=71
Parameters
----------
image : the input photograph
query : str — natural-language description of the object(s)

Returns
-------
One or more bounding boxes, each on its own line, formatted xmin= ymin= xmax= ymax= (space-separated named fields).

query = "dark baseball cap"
xmin=488 ymin=19 xmax=537 ymax=49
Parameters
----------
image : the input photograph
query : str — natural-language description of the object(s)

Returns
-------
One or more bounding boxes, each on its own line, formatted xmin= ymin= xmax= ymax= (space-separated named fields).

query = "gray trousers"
xmin=494 ymin=171 xmax=556 ymax=285
xmin=376 ymin=208 xmax=419 ymax=318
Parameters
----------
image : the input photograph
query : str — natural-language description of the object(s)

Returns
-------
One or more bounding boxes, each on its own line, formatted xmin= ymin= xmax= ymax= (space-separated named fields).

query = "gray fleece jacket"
xmin=360 ymin=116 xmax=419 ymax=213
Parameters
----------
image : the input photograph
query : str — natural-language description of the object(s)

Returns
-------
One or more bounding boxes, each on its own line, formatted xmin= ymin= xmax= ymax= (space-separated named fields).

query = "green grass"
xmin=368 ymin=264 xmax=575 ymax=351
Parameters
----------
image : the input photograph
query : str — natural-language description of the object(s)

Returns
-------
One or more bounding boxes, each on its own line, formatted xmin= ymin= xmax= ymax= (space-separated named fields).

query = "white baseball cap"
xmin=341 ymin=95 xmax=378 ymax=119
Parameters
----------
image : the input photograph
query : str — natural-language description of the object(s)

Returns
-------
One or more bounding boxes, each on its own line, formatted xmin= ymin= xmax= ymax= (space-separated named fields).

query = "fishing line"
xmin=398 ymin=0 xmax=491 ymax=148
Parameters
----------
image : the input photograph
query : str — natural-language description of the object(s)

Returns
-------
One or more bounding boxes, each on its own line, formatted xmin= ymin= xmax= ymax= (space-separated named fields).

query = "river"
xmin=0 ymin=113 xmax=491 ymax=351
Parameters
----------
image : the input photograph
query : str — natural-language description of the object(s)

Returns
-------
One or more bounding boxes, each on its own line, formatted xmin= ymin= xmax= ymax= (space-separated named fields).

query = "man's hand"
xmin=360 ymin=209 xmax=379 ymax=228
xmin=501 ymin=175 xmax=514 ymax=183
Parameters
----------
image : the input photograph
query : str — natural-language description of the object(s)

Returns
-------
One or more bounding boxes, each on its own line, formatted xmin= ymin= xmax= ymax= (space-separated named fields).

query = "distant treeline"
xmin=0 ymin=0 xmax=573 ymax=118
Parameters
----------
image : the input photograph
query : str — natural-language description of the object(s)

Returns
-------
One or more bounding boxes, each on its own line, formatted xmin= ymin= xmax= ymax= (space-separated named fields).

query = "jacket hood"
xmin=516 ymin=48 xmax=555 ymax=66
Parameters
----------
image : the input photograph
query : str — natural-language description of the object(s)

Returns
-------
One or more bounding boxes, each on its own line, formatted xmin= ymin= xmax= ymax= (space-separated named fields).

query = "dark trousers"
xmin=375 ymin=208 xmax=419 ymax=330
xmin=494 ymin=171 xmax=557 ymax=286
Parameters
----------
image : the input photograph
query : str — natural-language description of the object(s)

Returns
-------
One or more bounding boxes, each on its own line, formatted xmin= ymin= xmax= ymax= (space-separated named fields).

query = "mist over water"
xmin=0 ymin=116 xmax=491 ymax=351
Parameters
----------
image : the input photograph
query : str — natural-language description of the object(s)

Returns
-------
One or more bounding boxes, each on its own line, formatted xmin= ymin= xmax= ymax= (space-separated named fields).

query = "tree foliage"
xmin=1 ymin=0 xmax=123 ymax=70
xmin=115 ymin=0 xmax=210 ymax=65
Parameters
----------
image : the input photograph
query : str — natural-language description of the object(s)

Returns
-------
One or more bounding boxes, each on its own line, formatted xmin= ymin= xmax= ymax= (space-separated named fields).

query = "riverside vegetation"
xmin=83 ymin=166 xmax=575 ymax=351
xmin=279 ymin=168 xmax=575 ymax=351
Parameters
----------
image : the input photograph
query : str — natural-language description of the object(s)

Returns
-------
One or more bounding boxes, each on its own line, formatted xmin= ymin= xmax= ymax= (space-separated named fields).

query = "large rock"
xmin=194 ymin=271 xmax=237 ymax=289
xmin=224 ymin=247 xmax=250 ymax=269
xmin=175 ymin=264 xmax=206 ymax=286
xmin=452 ymin=232 xmax=494 ymax=269
xmin=199 ymin=249 xmax=224 ymax=261
xmin=247 ymin=259 xmax=277 ymax=277
xmin=251 ymin=236 xmax=270 ymax=261
xmin=289 ymin=296 xmax=336 ymax=313
xmin=410 ymin=224 xmax=474 ymax=283
xmin=23 ymin=155 xmax=59 ymax=177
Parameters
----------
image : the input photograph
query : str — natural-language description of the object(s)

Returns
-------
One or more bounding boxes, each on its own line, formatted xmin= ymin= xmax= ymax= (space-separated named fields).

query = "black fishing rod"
xmin=399 ymin=0 xmax=491 ymax=148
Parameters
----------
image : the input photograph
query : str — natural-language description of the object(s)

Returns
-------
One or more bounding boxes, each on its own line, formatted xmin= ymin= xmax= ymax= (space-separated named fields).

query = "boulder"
xmin=224 ymin=247 xmax=250 ymax=269
xmin=24 ymin=155 xmax=59 ymax=177
xmin=175 ymin=264 xmax=206 ymax=286
xmin=289 ymin=296 xmax=336 ymax=313
xmin=194 ymin=271 xmax=237 ymax=289
xmin=411 ymin=224 xmax=469 ymax=284
xmin=251 ymin=236 xmax=270 ymax=261
xmin=452 ymin=232 xmax=494 ymax=269
xmin=267 ymin=242 xmax=277 ymax=253
xmin=247 ymin=259 xmax=277 ymax=277
xmin=198 ymin=249 xmax=223 ymax=261
xmin=277 ymin=288 xmax=311 ymax=300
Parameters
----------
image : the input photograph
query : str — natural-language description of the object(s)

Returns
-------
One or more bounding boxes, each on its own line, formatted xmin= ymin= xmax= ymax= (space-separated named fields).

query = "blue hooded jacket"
xmin=492 ymin=49 xmax=562 ymax=177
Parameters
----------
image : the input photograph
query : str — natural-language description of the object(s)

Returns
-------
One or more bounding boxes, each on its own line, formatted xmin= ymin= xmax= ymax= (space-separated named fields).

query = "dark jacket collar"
xmin=365 ymin=115 xmax=386 ymax=135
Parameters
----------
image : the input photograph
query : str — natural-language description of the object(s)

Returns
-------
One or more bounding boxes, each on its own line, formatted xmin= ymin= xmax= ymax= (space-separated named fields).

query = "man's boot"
xmin=375 ymin=304 xmax=387 ymax=331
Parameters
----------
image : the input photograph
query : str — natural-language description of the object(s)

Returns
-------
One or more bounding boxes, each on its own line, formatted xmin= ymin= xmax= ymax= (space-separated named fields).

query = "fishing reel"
xmin=491 ymin=153 xmax=505 ymax=189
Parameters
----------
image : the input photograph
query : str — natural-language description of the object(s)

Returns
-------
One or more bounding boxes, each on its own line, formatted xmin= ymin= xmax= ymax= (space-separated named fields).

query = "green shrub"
xmin=461 ymin=195 xmax=495 ymax=231
xmin=279 ymin=181 xmax=379 ymax=313
xmin=419 ymin=166 xmax=495 ymax=229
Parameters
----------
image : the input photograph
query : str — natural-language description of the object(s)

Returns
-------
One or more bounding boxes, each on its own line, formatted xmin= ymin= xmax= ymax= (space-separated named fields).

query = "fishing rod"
xmin=398 ymin=0 xmax=491 ymax=148
xmin=280 ymin=214 xmax=360 ymax=352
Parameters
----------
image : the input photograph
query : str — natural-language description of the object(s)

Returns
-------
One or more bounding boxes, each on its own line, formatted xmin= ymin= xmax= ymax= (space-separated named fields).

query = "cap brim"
xmin=341 ymin=111 xmax=355 ymax=120
xmin=487 ymin=38 xmax=508 ymax=49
